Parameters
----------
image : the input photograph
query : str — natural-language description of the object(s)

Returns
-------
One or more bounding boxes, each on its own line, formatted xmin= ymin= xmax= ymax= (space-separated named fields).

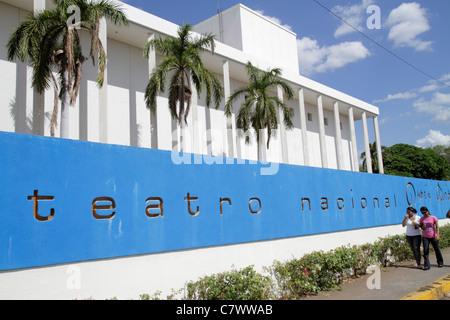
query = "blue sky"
xmin=122 ymin=0 xmax=450 ymax=150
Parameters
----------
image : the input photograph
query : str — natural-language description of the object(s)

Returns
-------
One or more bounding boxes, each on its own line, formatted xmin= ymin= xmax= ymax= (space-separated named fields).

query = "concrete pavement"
xmin=302 ymin=246 xmax=450 ymax=300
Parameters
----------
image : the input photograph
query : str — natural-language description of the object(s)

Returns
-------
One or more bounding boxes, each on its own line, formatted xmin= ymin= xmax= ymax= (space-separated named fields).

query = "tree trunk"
xmin=60 ymin=69 xmax=70 ymax=139
xmin=179 ymin=117 xmax=186 ymax=153
xmin=258 ymin=128 xmax=267 ymax=162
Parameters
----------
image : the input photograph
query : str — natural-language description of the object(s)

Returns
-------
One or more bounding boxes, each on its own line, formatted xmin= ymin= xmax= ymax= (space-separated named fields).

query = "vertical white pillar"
xmin=348 ymin=106 xmax=359 ymax=172
xmin=99 ymin=17 xmax=108 ymax=143
xmin=32 ymin=0 xmax=46 ymax=136
xmin=277 ymin=86 xmax=289 ymax=164
xmin=298 ymin=88 xmax=309 ymax=166
xmin=361 ymin=112 xmax=372 ymax=173
xmin=373 ymin=116 xmax=384 ymax=174
xmin=147 ymin=34 xmax=158 ymax=149
xmin=317 ymin=95 xmax=328 ymax=169
xmin=223 ymin=60 xmax=234 ymax=158
xmin=333 ymin=101 xmax=344 ymax=170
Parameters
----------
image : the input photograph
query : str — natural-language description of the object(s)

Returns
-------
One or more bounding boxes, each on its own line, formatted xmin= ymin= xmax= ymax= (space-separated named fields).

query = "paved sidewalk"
xmin=302 ymin=247 xmax=450 ymax=300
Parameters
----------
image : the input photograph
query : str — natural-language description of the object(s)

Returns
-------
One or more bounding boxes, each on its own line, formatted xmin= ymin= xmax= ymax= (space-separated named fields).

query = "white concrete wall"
xmin=2 ymin=220 xmax=447 ymax=300
xmin=194 ymin=4 xmax=299 ymax=75
xmin=239 ymin=5 xmax=299 ymax=75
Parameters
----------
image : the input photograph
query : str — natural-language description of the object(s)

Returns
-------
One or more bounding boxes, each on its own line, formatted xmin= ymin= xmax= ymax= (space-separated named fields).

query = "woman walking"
xmin=402 ymin=207 xmax=422 ymax=268
xmin=419 ymin=206 xmax=444 ymax=270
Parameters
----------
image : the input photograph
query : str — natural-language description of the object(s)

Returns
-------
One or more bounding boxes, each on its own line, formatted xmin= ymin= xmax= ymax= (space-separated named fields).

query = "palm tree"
xmin=360 ymin=141 xmax=386 ymax=173
xmin=7 ymin=0 xmax=128 ymax=138
xmin=143 ymin=24 xmax=223 ymax=152
xmin=225 ymin=62 xmax=294 ymax=161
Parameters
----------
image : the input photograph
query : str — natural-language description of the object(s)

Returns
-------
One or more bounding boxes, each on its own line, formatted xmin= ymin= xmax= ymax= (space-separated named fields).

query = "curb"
xmin=401 ymin=274 xmax=450 ymax=300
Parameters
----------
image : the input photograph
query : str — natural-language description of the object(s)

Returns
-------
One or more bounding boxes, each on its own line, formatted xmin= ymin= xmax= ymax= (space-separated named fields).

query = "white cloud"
xmin=374 ymin=73 xmax=450 ymax=104
xmin=386 ymin=2 xmax=432 ymax=51
xmin=297 ymin=37 xmax=370 ymax=75
xmin=373 ymin=91 xmax=417 ymax=103
xmin=332 ymin=0 xmax=374 ymax=38
xmin=413 ymin=92 xmax=450 ymax=124
xmin=419 ymin=74 xmax=450 ymax=92
xmin=416 ymin=130 xmax=450 ymax=147
xmin=254 ymin=10 xmax=293 ymax=31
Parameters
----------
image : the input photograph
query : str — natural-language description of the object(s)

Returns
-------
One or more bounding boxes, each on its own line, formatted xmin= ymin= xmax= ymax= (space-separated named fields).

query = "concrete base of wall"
xmin=2 ymin=221 xmax=447 ymax=300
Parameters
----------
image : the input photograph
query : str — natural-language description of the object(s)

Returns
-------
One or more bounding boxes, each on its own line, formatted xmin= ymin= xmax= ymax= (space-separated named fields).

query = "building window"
xmin=324 ymin=117 xmax=328 ymax=126
xmin=307 ymin=113 xmax=312 ymax=121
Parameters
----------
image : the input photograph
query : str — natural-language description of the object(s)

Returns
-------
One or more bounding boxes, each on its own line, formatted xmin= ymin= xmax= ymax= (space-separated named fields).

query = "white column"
xmin=361 ymin=112 xmax=372 ymax=173
xmin=33 ymin=0 xmax=45 ymax=10
xmin=147 ymin=34 xmax=158 ymax=149
xmin=99 ymin=17 xmax=108 ymax=143
xmin=223 ymin=60 xmax=235 ymax=158
xmin=277 ymin=86 xmax=289 ymax=164
xmin=333 ymin=101 xmax=344 ymax=170
xmin=32 ymin=0 xmax=46 ymax=136
xmin=373 ymin=116 xmax=384 ymax=174
xmin=348 ymin=106 xmax=359 ymax=172
xmin=317 ymin=95 xmax=328 ymax=169
xmin=298 ymin=88 xmax=309 ymax=166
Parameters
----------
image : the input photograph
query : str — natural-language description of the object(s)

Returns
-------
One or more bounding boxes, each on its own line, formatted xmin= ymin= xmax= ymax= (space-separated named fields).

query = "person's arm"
xmin=402 ymin=215 xmax=408 ymax=227
xmin=435 ymin=219 xmax=440 ymax=240
xmin=419 ymin=218 xmax=425 ymax=230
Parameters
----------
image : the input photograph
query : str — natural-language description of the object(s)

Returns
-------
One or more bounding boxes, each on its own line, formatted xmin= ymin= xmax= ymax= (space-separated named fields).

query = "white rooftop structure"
xmin=0 ymin=0 xmax=383 ymax=173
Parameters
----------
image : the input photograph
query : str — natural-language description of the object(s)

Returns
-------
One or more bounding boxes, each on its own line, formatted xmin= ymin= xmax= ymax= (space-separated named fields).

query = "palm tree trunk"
xmin=178 ymin=71 xmax=186 ymax=153
xmin=258 ymin=129 xmax=267 ymax=162
xmin=60 ymin=69 xmax=70 ymax=139
xmin=179 ymin=118 xmax=187 ymax=153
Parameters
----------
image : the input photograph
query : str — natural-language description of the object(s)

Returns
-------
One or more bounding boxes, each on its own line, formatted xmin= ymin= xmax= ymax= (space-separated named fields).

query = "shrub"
xmin=270 ymin=224 xmax=450 ymax=299
xmin=270 ymin=245 xmax=375 ymax=299
xmin=185 ymin=265 xmax=274 ymax=300
xmin=135 ymin=224 xmax=450 ymax=300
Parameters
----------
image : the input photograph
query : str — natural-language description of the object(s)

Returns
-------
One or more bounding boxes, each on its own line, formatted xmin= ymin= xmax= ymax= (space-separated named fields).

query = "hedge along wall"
xmin=0 ymin=131 xmax=449 ymax=274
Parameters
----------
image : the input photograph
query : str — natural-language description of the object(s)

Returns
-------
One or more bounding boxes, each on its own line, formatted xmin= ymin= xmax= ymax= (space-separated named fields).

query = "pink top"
xmin=419 ymin=215 xmax=438 ymax=238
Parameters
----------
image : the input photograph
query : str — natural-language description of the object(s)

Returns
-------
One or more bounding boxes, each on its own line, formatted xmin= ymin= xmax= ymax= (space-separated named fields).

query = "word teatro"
xmin=26 ymin=187 xmax=401 ymax=222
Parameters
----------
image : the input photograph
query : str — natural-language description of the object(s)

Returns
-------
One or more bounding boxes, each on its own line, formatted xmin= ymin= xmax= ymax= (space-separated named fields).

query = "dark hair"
xmin=407 ymin=207 xmax=417 ymax=213
xmin=420 ymin=206 xmax=429 ymax=212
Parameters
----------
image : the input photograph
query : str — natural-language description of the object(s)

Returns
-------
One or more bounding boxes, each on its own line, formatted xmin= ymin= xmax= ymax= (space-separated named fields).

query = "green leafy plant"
xmin=131 ymin=224 xmax=450 ymax=300
xmin=185 ymin=265 xmax=274 ymax=300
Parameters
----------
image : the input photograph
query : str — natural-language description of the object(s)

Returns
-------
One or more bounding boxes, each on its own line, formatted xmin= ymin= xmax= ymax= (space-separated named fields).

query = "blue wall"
xmin=0 ymin=132 xmax=449 ymax=271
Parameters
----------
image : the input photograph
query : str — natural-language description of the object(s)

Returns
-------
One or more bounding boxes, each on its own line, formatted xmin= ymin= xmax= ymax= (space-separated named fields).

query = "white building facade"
xmin=0 ymin=0 xmax=383 ymax=173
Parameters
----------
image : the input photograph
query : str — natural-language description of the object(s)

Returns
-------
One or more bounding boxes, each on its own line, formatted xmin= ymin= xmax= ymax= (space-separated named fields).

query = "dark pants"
xmin=406 ymin=235 xmax=422 ymax=266
xmin=423 ymin=237 xmax=444 ymax=268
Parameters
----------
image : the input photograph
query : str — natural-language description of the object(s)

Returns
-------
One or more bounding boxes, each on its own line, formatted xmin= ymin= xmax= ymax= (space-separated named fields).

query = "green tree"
xmin=143 ymin=24 xmax=223 ymax=152
xmin=428 ymin=145 xmax=450 ymax=162
xmin=224 ymin=62 xmax=294 ymax=160
xmin=427 ymin=145 xmax=450 ymax=180
xmin=360 ymin=142 xmax=386 ymax=173
xmin=7 ymin=0 xmax=128 ymax=138
xmin=383 ymin=143 xmax=449 ymax=180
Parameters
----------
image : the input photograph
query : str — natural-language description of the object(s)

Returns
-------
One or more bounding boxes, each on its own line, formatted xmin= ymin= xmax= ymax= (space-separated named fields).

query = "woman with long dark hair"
xmin=402 ymin=207 xmax=422 ymax=268
xmin=419 ymin=207 xmax=444 ymax=270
